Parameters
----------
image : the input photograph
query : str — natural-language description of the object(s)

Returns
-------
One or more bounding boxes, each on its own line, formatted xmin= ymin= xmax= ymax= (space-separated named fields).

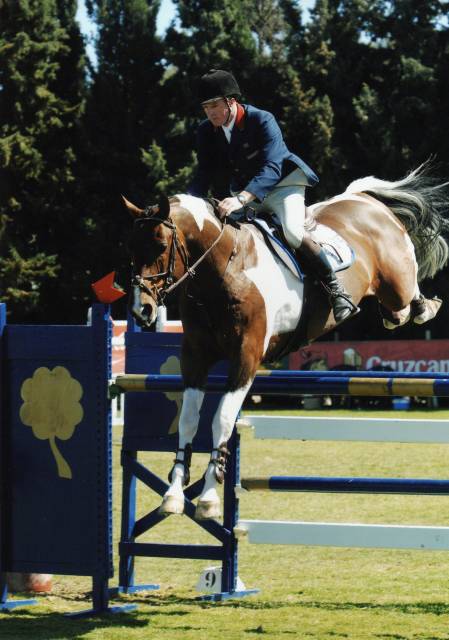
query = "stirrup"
xmin=168 ymin=444 xmax=192 ymax=487
xmin=208 ymin=443 xmax=230 ymax=484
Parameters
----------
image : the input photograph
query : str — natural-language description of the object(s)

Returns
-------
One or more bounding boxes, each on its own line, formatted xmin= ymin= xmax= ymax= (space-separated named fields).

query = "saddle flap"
xmin=249 ymin=219 xmax=355 ymax=279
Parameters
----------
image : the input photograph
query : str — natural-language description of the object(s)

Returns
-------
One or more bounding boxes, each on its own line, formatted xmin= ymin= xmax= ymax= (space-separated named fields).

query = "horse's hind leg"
xmin=409 ymin=289 xmax=442 ymax=325
xmin=378 ymin=237 xmax=442 ymax=329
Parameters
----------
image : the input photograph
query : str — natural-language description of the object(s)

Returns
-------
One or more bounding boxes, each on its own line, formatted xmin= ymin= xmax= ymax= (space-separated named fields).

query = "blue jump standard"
xmin=114 ymin=372 xmax=449 ymax=397
xmin=241 ymin=476 xmax=449 ymax=495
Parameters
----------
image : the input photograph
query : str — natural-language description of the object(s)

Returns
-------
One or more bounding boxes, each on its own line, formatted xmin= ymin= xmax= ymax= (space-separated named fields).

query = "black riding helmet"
xmin=198 ymin=69 xmax=241 ymax=104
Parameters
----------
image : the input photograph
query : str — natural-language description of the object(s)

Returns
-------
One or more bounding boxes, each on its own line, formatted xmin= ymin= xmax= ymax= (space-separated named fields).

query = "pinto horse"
xmin=126 ymin=165 xmax=449 ymax=520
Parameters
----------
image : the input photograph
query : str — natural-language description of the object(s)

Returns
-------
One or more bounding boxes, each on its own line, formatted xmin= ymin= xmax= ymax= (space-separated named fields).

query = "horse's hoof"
xmin=413 ymin=296 xmax=442 ymax=325
xmin=383 ymin=315 xmax=410 ymax=330
xmin=158 ymin=495 xmax=185 ymax=516
xmin=382 ymin=307 xmax=410 ymax=330
xmin=194 ymin=500 xmax=221 ymax=520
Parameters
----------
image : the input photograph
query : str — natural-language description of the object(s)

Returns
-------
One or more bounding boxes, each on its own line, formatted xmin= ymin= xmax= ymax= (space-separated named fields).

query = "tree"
xmin=82 ymin=0 xmax=165 ymax=305
xmin=0 ymin=0 xmax=87 ymax=321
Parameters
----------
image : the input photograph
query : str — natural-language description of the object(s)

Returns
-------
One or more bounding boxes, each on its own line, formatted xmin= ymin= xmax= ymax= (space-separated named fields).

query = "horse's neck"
xmin=172 ymin=200 xmax=223 ymax=252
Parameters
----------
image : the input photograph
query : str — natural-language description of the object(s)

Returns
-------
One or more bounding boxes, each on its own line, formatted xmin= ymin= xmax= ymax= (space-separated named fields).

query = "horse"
xmin=125 ymin=164 xmax=449 ymax=520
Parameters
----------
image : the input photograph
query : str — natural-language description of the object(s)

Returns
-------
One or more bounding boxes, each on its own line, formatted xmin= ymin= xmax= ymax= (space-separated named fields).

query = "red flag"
xmin=91 ymin=272 xmax=126 ymax=303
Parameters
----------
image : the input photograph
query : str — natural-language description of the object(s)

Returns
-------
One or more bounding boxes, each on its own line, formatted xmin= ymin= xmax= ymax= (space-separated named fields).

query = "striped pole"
xmin=240 ymin=476 xmax=449 ymax=495
xmin=114 ymin=371 xmax=449 ymax=397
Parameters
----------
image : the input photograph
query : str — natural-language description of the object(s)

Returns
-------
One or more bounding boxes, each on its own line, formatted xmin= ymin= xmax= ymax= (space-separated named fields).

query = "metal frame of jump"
xmin=3 ymin=308 xmax=449 ymax=610
xmin=0 ymin=303 xmax=134 ymax=616
xmin=114 ymin=365 xmax=449 ymax=596
xmin=116 ymin=319 xmax=257 ymax=601
xmin=234 ymin=413 xmax=449 ymax=549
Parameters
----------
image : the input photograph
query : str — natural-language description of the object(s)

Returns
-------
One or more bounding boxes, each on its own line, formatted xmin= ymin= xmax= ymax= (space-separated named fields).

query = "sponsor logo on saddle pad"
xmin=251 ymin=219 xmax=355 ymax=279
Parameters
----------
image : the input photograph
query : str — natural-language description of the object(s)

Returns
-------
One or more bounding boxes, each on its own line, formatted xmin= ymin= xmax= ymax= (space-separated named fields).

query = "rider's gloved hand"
xmin=217 ymin=196 xmax=243 ymax=218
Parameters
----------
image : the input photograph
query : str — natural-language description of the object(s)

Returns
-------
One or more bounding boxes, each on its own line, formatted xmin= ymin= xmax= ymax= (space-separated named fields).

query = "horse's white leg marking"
xmin=159 ymin=388 xmax=204 ymax=515
xmin=195 ymin=380 xmax=253 ymax=520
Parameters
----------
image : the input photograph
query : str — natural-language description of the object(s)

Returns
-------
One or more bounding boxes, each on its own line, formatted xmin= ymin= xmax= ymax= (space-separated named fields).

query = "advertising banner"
xmin=289 ymin=340 xmax=449 ymax=373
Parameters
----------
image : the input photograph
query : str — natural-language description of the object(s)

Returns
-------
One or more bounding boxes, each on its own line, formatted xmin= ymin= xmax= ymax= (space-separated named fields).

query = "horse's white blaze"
xmin=244 ymin=231 xmax=303 ymax=354
xmin=175 ymin=194 xmax=221 ymax=231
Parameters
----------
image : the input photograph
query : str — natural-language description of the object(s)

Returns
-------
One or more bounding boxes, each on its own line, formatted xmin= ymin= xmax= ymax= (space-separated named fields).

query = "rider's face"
xmin=202 ymin=98 xmax=235 ymax=126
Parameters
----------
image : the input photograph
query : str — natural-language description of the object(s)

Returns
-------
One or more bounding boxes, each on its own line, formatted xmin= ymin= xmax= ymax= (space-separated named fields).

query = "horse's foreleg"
xmin=194 ymin=379 xmax=254 ymax=520
xmin=159 ymin=337 xmax=213 ymax=516
xmin=195 ymin=337 xmax=263 ymax=521
xmin=159 ymin=387 xmax=205 ymax=515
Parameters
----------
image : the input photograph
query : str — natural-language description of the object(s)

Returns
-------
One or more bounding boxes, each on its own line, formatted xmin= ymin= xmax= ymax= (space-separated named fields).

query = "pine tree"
xmin=0 ymin=0 xmax=86 ymax=320
xmin=83 ymin=0 xmax=164 ymax=297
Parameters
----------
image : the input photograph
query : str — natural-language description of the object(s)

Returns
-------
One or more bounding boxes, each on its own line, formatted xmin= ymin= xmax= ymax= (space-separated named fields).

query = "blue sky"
xmin=75 ymin=0 xmax=314 ymax=63
xmin=76 ymin=0 xmax=177 ymax=39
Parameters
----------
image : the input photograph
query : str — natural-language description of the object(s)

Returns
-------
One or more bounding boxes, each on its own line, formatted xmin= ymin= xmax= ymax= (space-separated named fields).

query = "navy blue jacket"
xmin=188 ymin=104 xmax=318 ymax=202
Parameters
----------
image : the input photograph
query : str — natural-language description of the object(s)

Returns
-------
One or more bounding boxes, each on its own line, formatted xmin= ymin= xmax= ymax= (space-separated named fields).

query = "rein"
xmin=132 ymin=213 xmax=228 ymax=305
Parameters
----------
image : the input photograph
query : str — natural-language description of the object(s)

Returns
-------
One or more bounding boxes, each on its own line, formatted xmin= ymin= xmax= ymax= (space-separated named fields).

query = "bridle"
xmin=131 ymin=214 xmax=188 ymax=306
xmin=131 ymin=209 xmax=227 ymax=307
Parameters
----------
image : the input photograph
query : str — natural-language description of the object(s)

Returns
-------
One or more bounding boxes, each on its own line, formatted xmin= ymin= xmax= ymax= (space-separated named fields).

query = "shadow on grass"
xmin=300 ymin=600 xmax=449 ymax=616
xmin=0 ymin=609 xmax=148 ymax=640
xmin=118 ymin=592 xmax=449 ymax=617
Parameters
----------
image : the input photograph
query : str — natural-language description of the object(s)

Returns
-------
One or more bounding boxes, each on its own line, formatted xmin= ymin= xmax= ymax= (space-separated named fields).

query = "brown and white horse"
xmin=126 ymin=165 xmax=449 ymax=520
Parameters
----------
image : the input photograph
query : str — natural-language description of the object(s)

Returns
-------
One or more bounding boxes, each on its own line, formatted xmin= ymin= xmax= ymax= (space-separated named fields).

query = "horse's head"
xmin=125 ymin=194 xmax=186 ymax=329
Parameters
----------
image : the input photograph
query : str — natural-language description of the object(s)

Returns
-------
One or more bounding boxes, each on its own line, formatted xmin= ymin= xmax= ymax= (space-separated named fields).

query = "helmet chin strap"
xmin=223 ymin=97 xmax=235 ymax=126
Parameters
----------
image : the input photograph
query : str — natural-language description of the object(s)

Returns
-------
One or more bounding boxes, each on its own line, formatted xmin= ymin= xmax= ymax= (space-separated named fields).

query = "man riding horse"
xmin=188 ymin=69 xmax=358 ymax=324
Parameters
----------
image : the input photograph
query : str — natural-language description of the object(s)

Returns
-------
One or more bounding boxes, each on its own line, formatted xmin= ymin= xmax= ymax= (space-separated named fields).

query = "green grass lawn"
xmin=3 ymin=409 xmax=449 ymax=639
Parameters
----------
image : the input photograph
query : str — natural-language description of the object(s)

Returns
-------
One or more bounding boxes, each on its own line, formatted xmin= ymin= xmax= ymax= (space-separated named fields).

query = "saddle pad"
xmin=250 ymin=219 xmax=355 ymax=279
xmin=311 ymin=222 xmax=355 ymax=273
xmin=249 ymin=219 xmax=302 ymax=279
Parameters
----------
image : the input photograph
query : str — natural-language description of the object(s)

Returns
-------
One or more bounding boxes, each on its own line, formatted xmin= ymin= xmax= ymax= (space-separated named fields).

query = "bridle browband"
xmin=132 ymin=207 xmax=227 ymax=306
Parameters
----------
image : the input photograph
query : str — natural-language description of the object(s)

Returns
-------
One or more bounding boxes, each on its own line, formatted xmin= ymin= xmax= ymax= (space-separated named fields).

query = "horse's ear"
xmin=158 ymin=194 xmax=170 ymax=220
xmin=121 ymin=195 xmax=145 ymax=218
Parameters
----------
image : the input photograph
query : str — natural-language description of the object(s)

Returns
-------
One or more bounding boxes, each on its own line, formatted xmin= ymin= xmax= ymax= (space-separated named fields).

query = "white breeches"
xmin=261 ymin=185 xmax=306 ymax=249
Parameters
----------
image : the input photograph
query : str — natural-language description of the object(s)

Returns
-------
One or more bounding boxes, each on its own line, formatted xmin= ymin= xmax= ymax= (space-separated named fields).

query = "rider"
xmin=188 ymin=69 xmax=357 ymax=324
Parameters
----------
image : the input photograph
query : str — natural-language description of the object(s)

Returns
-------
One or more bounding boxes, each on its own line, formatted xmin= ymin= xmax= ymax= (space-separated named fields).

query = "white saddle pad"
xmin=311 ymin=222 xmax=355 ymax=273
xmin=250 ymin=219 xmax=355 ymax=280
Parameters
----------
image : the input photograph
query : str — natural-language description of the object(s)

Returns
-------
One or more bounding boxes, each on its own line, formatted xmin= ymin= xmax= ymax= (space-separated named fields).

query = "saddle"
xmin=244 ymin=213 xmax=356 ymax=362
xmin=247 ymin=215 xmax=355 ymax=279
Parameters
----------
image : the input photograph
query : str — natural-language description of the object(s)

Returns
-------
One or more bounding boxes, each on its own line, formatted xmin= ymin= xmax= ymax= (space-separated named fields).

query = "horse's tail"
xmin=345 ymin=162 xmax=449 ymax=281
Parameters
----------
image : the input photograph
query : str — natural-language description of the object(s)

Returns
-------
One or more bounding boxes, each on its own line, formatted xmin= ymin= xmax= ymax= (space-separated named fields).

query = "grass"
xmin=3 ymin=408 xmax=449 ymax=639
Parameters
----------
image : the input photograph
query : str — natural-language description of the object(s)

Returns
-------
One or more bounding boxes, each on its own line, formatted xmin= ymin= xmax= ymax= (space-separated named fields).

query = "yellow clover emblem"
xmin=160 ymin=355 xmax=182 ymax=434
xmin=19 ymin=366 xmax=84 ymax=479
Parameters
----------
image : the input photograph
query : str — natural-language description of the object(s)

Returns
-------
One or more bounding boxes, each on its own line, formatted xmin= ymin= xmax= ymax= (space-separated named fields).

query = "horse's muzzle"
xmin=130 ymin=285 xmax=157 ymax=329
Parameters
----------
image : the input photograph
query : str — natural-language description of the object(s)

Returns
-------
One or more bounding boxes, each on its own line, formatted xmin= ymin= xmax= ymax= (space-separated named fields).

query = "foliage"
xmin=0 ymin=0 xmax=86 ymax=320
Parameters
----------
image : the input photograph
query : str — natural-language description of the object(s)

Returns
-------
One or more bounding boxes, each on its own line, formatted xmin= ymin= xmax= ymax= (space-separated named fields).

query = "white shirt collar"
xmin=221 ymin=111 xmax=236 ymax=142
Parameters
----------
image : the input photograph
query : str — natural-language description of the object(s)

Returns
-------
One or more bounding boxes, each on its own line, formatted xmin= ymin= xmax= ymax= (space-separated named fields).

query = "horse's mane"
xmin=346 ymin=161 xmax=449 ymax=281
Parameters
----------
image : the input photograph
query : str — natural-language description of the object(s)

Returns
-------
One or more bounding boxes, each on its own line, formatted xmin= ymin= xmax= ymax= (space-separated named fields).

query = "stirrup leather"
xmin=168 ymin=443 xmax=192 ymax=487
xmin=209 ymin=443 xmax=230 ymax=484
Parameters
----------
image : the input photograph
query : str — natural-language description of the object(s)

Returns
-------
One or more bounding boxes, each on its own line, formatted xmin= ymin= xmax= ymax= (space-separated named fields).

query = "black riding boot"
xmin=295 ymin=233 xmax=359 ymax=324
